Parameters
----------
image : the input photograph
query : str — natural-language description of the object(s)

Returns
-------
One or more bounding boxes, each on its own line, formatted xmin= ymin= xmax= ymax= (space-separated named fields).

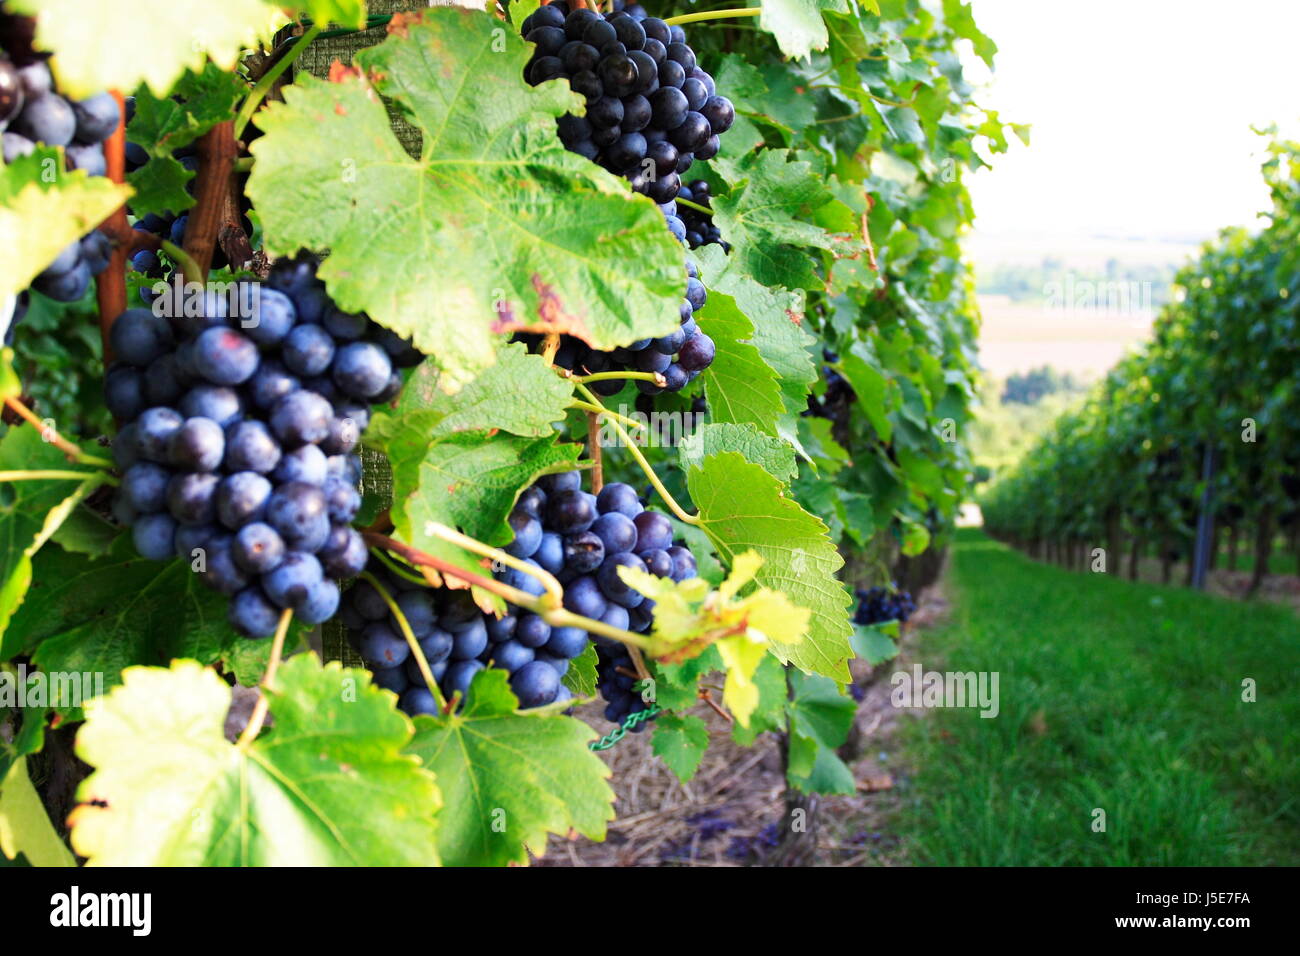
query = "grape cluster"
xmin=853 ymin=585 xmax=916 ymax=625
xmin=107 ymin=252 xmax=423 ymax=638
xmin=804 ymin=350 xmax=855 ymax=422
xmin=0 ymin=19 xmax=115 ymax=323
xmin=675 ymin=179 xmax=727 ymax=251
xmin=518 ymin=1 xmax=733 ymax=396
xmin=348 ymin=470 xmax=698 ymax=722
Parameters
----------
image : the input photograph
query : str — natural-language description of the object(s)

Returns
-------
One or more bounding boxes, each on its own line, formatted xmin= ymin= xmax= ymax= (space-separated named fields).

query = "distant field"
xmin=976 ymin=294 xmax=1154 ymax=378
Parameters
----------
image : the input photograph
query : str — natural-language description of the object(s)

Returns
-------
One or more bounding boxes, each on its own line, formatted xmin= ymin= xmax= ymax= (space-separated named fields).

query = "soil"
xmin=536 ymin=570 xmax=955 ymax=867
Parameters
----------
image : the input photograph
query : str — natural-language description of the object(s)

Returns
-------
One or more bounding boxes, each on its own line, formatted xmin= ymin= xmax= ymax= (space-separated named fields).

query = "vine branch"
xmin=236 ymin=608 xmax=294 ymax=750
xmin=2 ymin=396 xmax=113 ymax=467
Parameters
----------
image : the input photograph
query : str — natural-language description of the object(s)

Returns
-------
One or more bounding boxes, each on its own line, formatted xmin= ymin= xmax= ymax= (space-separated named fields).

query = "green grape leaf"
xmin=696 ymin=290 xmax=785 ymax=436
xmin=127 ymin=63 xmax=246 ymax=158
xmin=49 ymin=506 xmax=120 ymax=558
xmin=695 ymin=245 xmax=818 ymax=421
xmin=302 ymin=0 xmax=367 ymax=30
xmin=687 ymin=452 xmax=853 ymax=682
xmin=392 ymin=431 xmax=581 ymax=579
xmin=0 ymin=147 xmax=132 ymax=301
xmin=0 ymin=756 xmax=75 ymax=867
xmin=850 ymin=621 xmax=899 ymax=666
xmin=651 ymin=713 xmax=709 ymax=783
xmin=4 ymin=538 xmax=274 ymax=708
xmin=649 ymin=645 xmax=721 ymax=711
xmin=942 ymin=0 xmax=998 ymax=67
xmin=387 ymin=342 xmax=573 ymax=435
xmin=69 ymin=657 xmax=441 ymax=865
xmin=125 ymin=156 xmax=194 ymax=219
xmin=508 ymin=0 xmax=541 ymax=27
xmin=0 ymin=425 xmax=106 ymax=638
xmin=11 ymin=0 xmax=283 ymax=99
xmin=711 ymin=150 xmax=859 ymax=290
xmin=679 ymin=422 xmax=796 ymax=485
xmin=406 ymin=668 xmax=615 ymax=866
xmin=247 ymin=8 xmax=684 ymax=391
xmin=758 ymin=0 xmax=850 ymax=61
xmin=785 ymin=670 xmax=856 ymax=794
xmin=563 ymin=643 xmax=599 ymax=698
xmin=787 ymin=735 xmax=856 ymax=794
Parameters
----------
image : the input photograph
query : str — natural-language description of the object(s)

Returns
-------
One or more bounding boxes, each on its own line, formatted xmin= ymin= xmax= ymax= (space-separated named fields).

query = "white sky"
xmin=964 ymin=0 xmax=1300 ymax=245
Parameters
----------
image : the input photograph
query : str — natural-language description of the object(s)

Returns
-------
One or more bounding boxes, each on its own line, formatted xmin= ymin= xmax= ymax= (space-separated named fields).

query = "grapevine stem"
xmin=587 ymin=411 xmax=604 ymax=494
xmin=369 ymin=546 xmax=432 ymax=587
xmin=570 ymin=399 xmax=644 ymax=431
xmin=361 ymin=571 xmax=449 ymax=712
xmin=364 ymin=531 xmax=655 ymax=652
xmin=236 ymin=608 xmax=294 ymax=750
xmin=571 ymin=369 xmax=664 ymax=385
xmin=0 ymin=469 xmax=113 ymax=483
xmin=573 ymin=383 xmax=701 ymax=525
xmin=675 ymin=197 xmax=712 ymax=216
xmin=94 ymin=89 xmax=130 ymax=362
xmin=160 ymin=241 xmax=202 ymax=285
xmin=233 ymin=157 xmax=255 ymax=173
xmin=233 ymin=23 xmax=323 ymax=140
xmin=663 ymin=8 xmax=761 ymax=26
xmin=1 ymin=396 xmax=113 ymax=467
xmin=422 ymin=521 xmax=564 ymax=609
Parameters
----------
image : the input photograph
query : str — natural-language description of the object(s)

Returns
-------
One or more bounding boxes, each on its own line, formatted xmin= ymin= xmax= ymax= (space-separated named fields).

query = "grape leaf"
xmin=711 ymin=150 xmax=859 ymax=290
xmin=0 ymin=425 xmax=106 ymax=638
xmin=621 ymin=552 xmax=809 ymax=725
xmin=651 ymin=713 xmax=709 ymax=783
xmin=696 ymin=245 xmax=818 ymax=424
xmin=757 ymin=0 xmax=850 ymax=61
xmin=127 ymin=63 xmax=246 ymax=158
xmin=4 ymin=538 xmax=273 ymax=707
xmin=785 ymin=671 xmax=856 ymax=794
xmin=508 ymin=0 xmax=540 ymax=27
xmin=730 ymin=651 xmax=788 ymax=745
xmin=942 ymin=0 xmax=998 ymax=68
xmin=650 ymin=645 xmax=721 ymax=711
xmin=68 ymin=656 xmax=441 ymax=865
xmin=0 ymin=756 xmax=75 ymax=867
xmin=851 ymin=621 xmax=899 ymax=666
xmin=679 ymin=422 xmax=796 ymax=485
xmin=563 ymin=642 xmax=598 ymax=698
xmin=391 ymin=431 xmax=581 ymax=578
xmin=406 ymin=668 xmax=615 ymax=866
xmin=49 ymin=505 xmax=119 ymax=557
xmin=125 ymin=156 xmax=194 ymax=219
xmin=387 ymin=342 xmax=573 ymax=435
xmin=687 ymin=452 xmax=853 ymax=682
xmin=247 ymin=9 xmax=684 ymax=390
xmin=10 ymin=0 xmax=284 ymax=99
xmin=696 ymin=290 xmax=784 ymax=437
xmin=0 ymin=147 xmax=132 ymax=301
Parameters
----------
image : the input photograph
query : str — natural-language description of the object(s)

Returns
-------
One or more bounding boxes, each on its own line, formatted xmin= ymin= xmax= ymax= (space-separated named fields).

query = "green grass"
xmin=898 ymin=529 xmax=1300 ymax=866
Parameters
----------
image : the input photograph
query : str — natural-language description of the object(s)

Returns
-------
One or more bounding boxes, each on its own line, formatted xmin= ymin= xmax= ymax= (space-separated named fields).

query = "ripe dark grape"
xmin=853 ymin=585 xmax=917 ymax=625
xmin=107 ymin=253 xmax=425 ymax=638
xmin=517 ymin=6 xmax=728 ymax=396
xmin=346 ymin=468 xmax=700 ymax=723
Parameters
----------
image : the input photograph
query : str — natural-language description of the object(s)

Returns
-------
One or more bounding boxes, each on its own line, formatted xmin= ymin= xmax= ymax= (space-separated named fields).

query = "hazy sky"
xmin=964 ymin=0 xmax=1300 ymax=243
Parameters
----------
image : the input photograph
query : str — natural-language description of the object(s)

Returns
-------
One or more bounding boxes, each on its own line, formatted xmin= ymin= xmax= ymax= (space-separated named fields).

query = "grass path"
xmin=896 ymin=529 xmax=1300 ymax=866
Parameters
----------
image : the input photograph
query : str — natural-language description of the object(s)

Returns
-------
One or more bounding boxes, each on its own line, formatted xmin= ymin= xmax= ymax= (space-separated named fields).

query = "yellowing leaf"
xmin=11 ymin=0 xmax=284 ymax=98
xmin=0 ymin=148 xmax=131 ymax=301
